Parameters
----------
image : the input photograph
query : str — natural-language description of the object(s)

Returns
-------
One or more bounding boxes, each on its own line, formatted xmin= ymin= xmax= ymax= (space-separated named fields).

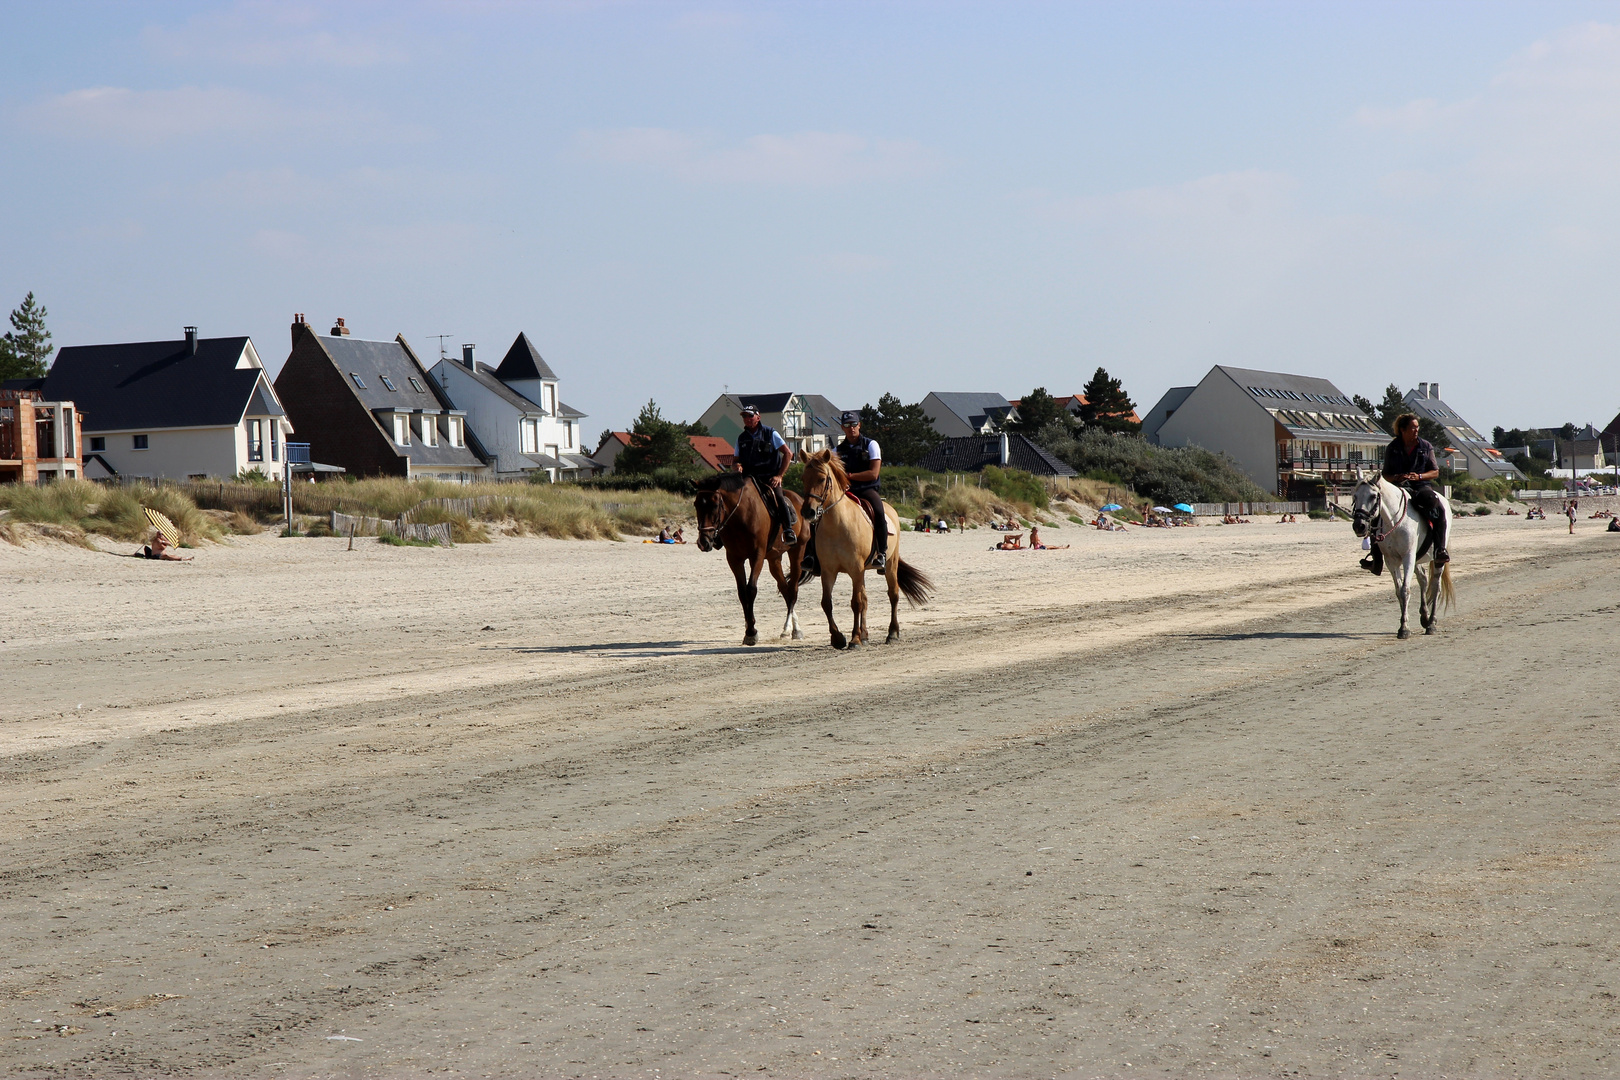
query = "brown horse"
xmin=693 ymin=474 xmax=808 ymax=646
xmin=799 ymin=450 xmax=934 ymax=648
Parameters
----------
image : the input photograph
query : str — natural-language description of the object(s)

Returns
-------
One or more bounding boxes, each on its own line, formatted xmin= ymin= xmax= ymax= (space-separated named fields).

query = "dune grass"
xmin=0 ymin=479 xmax=223 ymax=546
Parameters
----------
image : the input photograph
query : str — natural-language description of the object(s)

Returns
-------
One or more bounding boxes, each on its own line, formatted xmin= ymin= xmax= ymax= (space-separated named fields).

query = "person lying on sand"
xmin=137 ymin=531 xmax=192 ymax=561
xmin=1028 ymin=527 xmax=1069 ymax=550
xmin=993 ymin=533 xmax=1024 ymax=550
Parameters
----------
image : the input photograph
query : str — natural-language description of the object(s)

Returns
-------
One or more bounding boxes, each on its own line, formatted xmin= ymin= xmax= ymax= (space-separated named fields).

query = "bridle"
xmin=1353 ymin=475 xmax=1408 ymax=545
xmin=696 ymin=485 xmax=746 ymax=547
xmin=800 ymin=464 xmax=849 ymax=526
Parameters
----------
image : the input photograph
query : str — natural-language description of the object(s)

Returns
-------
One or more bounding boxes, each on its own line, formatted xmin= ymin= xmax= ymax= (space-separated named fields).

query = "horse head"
xmin=1349 ymin=470 xmax=1380 ymax=538
xmin=799 ymin=449 xmax=848 ymax=521
xmin=692 ymin=474 xmax=748 ymax=552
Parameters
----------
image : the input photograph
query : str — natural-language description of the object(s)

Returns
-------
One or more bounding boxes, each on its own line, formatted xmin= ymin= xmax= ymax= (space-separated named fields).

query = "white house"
xmin=40 ymin=327 xmax=294 ymax=481
xmin=429 ymin=333 xmax=596 ymax=481
xmin=1151 ymin=365 xmax=1388 ymax=497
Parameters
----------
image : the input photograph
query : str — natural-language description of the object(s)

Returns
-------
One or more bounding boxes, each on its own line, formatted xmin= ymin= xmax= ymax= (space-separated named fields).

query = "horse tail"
xmin=1438 ymin=563 xmax=1456 ymax=611
xmin=896 ymin=559 xmax=935 ymax=608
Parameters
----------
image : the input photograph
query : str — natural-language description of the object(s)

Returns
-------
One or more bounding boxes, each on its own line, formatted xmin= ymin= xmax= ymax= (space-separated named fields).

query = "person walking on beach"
xmin=1567 ymin=499 xmax=1578 ymax=534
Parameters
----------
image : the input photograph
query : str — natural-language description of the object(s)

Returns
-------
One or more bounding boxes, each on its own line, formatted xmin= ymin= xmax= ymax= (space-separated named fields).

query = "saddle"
xmin=845 ymin=490 xmax=874 ymax=523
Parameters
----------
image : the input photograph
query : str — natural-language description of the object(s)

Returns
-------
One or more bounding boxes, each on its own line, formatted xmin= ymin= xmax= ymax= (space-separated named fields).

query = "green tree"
xmin=1077 ymin=367 xmax=1140 ymax=433
xmin=0 ymin=293 xmax=52 ymax=380
xmin=1369 ymin=384 xmax=1406 ymax=434
xmin=856 ymin=393 xmax=943 ymax=465
xmin=1352 ymin=393 xmax=1378 ymax=419
xmin=1008 ymin=387 xmax=1067 ymax=435
xmin=614 ymin=400 xmax=702 ymax=476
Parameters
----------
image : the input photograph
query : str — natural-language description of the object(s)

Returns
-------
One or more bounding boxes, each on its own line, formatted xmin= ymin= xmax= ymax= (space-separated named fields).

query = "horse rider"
xmin=835 ymin=411 xmax=888 ymax=571
xmin=732 ymin=403 xmax=797 ymax=545
xmin=1361 ymin=412 xmax=1449 ymax=576
xmin=800 ymin=411 xmax=889 ymax=579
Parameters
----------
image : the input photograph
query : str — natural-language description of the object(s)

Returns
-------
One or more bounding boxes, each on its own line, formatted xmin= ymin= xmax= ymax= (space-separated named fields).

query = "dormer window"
xmin=418 ymin=414 xmax=438 ymax=446
xmin=392 ymin=413 xmax=410 ymax=446
xmin=408 ymin=377 xmax=425 ymax=393
xmin=379 ymin=375 xmax=397 ymax=391
xmin=448 ymin=416 xmax=464 ymax=448
xmin=350 ymin=373 xmax=367 ymax=389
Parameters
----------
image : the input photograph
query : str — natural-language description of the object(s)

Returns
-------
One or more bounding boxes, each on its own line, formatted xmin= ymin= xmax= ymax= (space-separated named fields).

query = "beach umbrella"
xmin=1100 ymin=503 xmax=1123 ymax=512
xmin=143 ymin=507 xmax=180 ymax=545
xmin=1173 ymin=503 xmax=1194 ymax=513
xmin=1152 ymin=506 xmax=1173 ymax=513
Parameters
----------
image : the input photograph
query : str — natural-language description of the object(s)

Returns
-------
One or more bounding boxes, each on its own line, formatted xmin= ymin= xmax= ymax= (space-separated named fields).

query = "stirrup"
xmin=1359 ymin=553 xmax=1382 ymax=576
xmin=779 ymin=527 xmax=797 ymax=545
xmin=867 ymin=551 xmax=887 ymax=571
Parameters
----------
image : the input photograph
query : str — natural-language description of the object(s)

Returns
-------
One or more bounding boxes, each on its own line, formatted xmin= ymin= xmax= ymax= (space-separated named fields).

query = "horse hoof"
xmin=1397 ymin=627 xmax=1410 ymax=639
xmin=885 ymin=632 xmax=900 ymax=644
xmin=792 ymin=629 xmax=804 ymax=640
xmin=845 ymin=639 xmax=861 ymax=650
xmin=743 ymin=633 xmax=758 ymax=647
xmin=831 ymin=635 xmax=846 ymax=650
xmin=1425 ymin=623 xmax=1438 ymax=635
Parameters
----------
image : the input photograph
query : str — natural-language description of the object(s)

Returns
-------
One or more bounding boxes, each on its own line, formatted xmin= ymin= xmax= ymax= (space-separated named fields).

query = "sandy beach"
xmin=2 ymin=513 xmax=1618 ymax=1077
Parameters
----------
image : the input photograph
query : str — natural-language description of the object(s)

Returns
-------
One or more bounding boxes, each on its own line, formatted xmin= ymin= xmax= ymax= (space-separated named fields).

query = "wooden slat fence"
xmin=330 ymin=511 xmax=452 ymax=545
xmin=1190 ymin=501 xmax=1306 ymax=516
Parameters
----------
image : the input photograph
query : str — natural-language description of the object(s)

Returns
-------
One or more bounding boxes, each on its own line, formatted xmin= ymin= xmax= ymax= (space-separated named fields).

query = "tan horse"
xmin=799 ymin=450 xmax=934 ymax=648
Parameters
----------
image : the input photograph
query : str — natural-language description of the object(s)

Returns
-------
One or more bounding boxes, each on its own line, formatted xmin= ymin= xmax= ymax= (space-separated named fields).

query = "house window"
xmin=450 ymin=417 xmax=464 ymax=447
xmin=545 ymin=444 xmax=559 ymax=463
xmin=248 ymin=418 xmax=264 ymax=461
xmin=563 ymin=420 xmax=573 ymax=449
xmin=521 ymin=419 xmax=538 ymax=454
xmin=419 ymin=414 xmax=438 ymax=446
xmin=271 ymin=422 xmax=279 ymax=462
xmin=379 ymin=375 xmax=397 ymax=391
xmin=545 ymin=384 xmax=556 ymax=413
xmin=408 ymin=377 xmax=425 ymax=393
xmin=133 ymin=434 xmax=149 ymax=450
xmin=90 ymin=436 xmax=105 ymax=452
xmin=350 ymin=372 xmax=367 ymax=389
xmin=393 ymin=414 xmax=410 ymax=446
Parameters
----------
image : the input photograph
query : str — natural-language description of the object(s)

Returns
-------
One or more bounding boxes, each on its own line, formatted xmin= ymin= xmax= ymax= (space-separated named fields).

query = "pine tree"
xmin=1009 ymin=387 xmax=1066 ymax=435
xmin=1077 ymin=367 xmax=1140 ymax=433
xmin=615 ymin=400 xmax=702 ymax=476
xmin=1373 ymin=384 xmax=1406 ymax=434
xmin=856 ymin=393 xmax=942 ymax=465
xmin=0 ymin=292 xmax=52 ymax=380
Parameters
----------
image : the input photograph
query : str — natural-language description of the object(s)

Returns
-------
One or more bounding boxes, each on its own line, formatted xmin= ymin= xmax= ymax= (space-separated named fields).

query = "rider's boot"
xmin=1432 ymin=515 xmax=1450 ymax=568
xmin=865 ymin=496 xmax=888 ymax=571
xmin=798 ymin=534 xmax=819 ymax=585
xmin=777 ymin=492 xmax=798 ymax=546
xmin=1360 ymin=544 xmax=1384 ymax=575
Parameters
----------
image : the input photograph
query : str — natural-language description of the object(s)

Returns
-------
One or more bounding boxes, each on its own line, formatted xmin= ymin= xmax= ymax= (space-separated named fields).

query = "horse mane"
xmin=694 ymin=473 xmax=750 ymax=493
xmin=803 ymin=448 xmax=849 ymax=490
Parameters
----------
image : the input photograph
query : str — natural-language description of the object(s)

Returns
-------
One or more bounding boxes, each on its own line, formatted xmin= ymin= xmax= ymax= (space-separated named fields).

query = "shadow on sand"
xmin=505 ymin=640 xmax=779 ymax=658
xmin=1179 ymin=630 xmax=1376 ymax=642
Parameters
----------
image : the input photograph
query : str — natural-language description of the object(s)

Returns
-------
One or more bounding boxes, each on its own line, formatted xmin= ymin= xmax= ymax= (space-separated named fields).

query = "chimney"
xmin=1430 ymin=382 xmax=1439 ymax=401
xmin=462 ymin=343 xmax=475 ymax=369
xmin=331 ymin=317 xmax=350 ymax=336
xmin=999 ymin=431 xmax=1010 ymax=466
xmin=1417 ymin=382 xmax=1428 ymax=398
xmin=291 ymin=312 xmax=307 ymax=344
xmin=184 ymin=326 xmax=198 ymax=355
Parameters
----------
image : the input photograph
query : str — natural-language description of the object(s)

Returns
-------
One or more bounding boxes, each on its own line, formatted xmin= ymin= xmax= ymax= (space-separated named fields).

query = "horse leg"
xmin=1423 ymin=559 xmax=1441 ymax=634
xmin=821 ymin=572 xmax=845 ymax=649
xmin=766 ymin=555 xmax=802 ymax=641
xmin=848 ymin=573 xmax=867 ymax=648
xmin=734 ymin=551 xmax=761 ymax=647
xmin=885 ymin=559 xmax=902 ymax=643
xmin=1417 ymin=565 xmax=1433 ymax=629
xmin=1393 ymin=550 xmax=1413 ymax=639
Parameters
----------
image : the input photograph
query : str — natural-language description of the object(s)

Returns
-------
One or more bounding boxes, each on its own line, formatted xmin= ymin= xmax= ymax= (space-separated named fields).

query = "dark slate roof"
xmin=246 ymin=381 xmax=285 ymax=418
xmin=1 ymin=377 xmax=46 ymax=392
xmin=494 ymin=333 xmax=558 ymax=382
xmin=1215 ymin=366 xmax=1362 ymax=410
xmin=320 ymin=335 xmax=448 ymax=412
xmin=735 ymin=392 xmax=795 ymax=413
xmin=928 ymin=392 xmax=1015 ymax=430
xmin=915 ymin=433 xmax=1077 ymax=477
xmin=42 ymin=336 xmax=268 ymax=431
xmin=556 ymin=401 xmax=586 ymax=419
xmin=800 ymin=394 xmax=844 ymax=431
xmin=469 ymin=362 xmax=545 ymax=413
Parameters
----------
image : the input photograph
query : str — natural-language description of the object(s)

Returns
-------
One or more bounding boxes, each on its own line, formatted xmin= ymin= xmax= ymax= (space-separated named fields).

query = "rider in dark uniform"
xmin=1361 ymin=412 xmax=1448 ymax=575
xmin=834 ymin=411 xmax=888 ymax=572
xmin=732 ymin=404 xmax=797 ymax=545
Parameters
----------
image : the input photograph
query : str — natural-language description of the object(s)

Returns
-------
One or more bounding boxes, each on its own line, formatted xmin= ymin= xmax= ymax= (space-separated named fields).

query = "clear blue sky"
xmin=6 ymin=1 xmax=1620 ymax=437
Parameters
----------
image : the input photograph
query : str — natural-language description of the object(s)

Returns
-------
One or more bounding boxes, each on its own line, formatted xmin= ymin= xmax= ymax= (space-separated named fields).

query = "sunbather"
xmin=139 ymin=531 xmax=192 ymax=562
xmin=1029 ymin=527 xmax=1069 ymax=550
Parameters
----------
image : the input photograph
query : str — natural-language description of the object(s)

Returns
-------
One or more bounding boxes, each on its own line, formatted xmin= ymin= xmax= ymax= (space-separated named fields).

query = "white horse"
xmin=1350 ymin=472 xmax=1455 ymax=639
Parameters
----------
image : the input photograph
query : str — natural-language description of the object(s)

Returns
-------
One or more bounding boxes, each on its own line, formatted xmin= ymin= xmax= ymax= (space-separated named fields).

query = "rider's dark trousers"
xmin=749 ymin=475 xmax=796 ymax=532
xmin=854 ymin=488 xmax=887 ymax=557
xmin=1407 ymin=483 xmax=1448 ymax=553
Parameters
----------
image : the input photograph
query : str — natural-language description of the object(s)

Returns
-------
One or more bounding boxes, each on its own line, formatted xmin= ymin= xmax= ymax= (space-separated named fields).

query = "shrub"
xmin=0 ymin=479 xmax=220 ymax=544
xmin=981 ymin=466 xmax=1049 ymax=510
xmin=1035 ymin=426 xmax=1267 ymax=505
xmin=1474 ymin=505 xmax=1492 ymax=515
xmin=1308 ymin=509 xmax=1332 ymax=520
xmin=378 ymin=533 xmax=438 ymax=547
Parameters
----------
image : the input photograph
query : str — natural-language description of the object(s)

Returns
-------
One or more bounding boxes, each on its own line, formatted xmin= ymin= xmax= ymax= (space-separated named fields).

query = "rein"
xmin=699 ymin=484 xmax=748 ymax=543
xmin=1367 ymin=478 xmax=1408 ymax=544
xmin=801 ymin=470 xmax=849 ymax=526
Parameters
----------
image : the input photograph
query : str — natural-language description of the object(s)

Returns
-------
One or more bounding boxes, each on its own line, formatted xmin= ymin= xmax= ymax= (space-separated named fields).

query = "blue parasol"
xmin=1173 ymin=503 xmax=1194 ymax=513
xmin=1100 ymin=503 xmax=1123 ymax=512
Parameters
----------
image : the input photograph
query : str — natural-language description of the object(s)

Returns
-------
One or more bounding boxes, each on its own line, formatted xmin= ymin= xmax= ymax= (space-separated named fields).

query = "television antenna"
xmin=430 ymin=334 xmax=453 ymax=360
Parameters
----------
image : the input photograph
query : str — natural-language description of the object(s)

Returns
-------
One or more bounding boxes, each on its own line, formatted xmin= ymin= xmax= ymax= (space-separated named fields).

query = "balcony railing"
xmin=286 ymin=442 xmax=312 ymax=464
xmin=1278 ymin=456 xmax=1371 ymax=472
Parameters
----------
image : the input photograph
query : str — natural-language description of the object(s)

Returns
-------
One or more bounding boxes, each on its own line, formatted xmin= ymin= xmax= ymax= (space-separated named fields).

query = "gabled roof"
xmin=245 ymin=381 xmax=285 ymax=418
xmin=42 ymin=335 xmax=272 ymax=431
xmin=927 ymin=392 xmax=1015 ymax=430
xmin=556 ymin=401 xmax=586 ymax=419
xmin=494 ymin=333 xmax=558 ymax=381
xmin=798 ymin=394 xmax=844 ymax=430
xmin=1215 ymin=366 xmax=1360 ymax=409
xmin=467 ymin=361 xmax=545 ymax=413
xmin=320 ymin=335 xmax=450 ymax=412
xmin=915 ymin=433 xmax=1076 ymax=477
xmin=689 ymin=435 xmax=735 ymax=471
